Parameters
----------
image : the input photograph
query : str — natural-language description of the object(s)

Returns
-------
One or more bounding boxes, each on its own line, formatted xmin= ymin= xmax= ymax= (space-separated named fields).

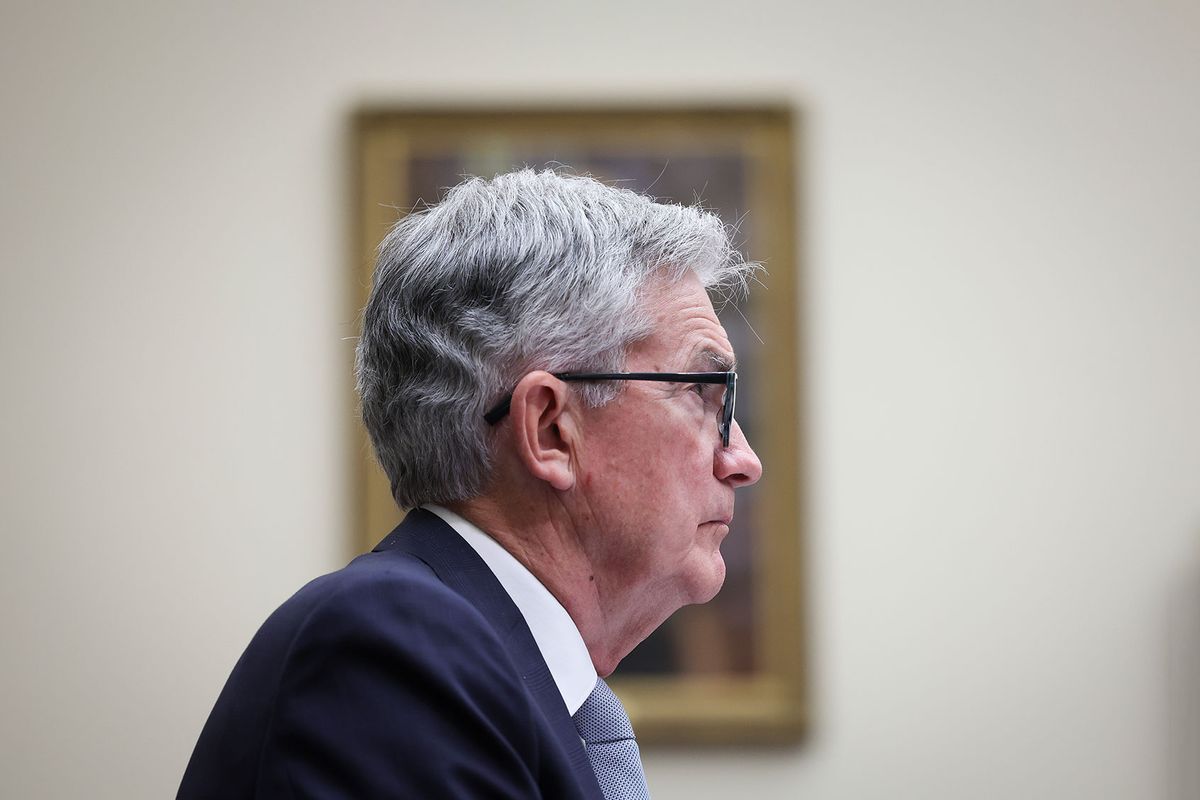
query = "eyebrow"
xmin=690 ymin=347 xmax=736 ymax=372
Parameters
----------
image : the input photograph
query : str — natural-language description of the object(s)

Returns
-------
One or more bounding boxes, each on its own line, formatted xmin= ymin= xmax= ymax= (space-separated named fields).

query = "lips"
xmin=709 ymin=495 xmax=736 ymax=527
xmin=704 ymin=514 xmax=733 ymax=528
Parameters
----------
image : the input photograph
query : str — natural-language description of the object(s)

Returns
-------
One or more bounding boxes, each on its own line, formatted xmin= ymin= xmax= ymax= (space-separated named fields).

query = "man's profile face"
xmin=572 ymin=270 xmax=763 ymax=622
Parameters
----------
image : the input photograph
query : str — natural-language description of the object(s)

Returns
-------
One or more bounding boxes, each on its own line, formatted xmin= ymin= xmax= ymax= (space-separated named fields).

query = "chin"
xmin=686 ymin=555 xmax=727 ymax=605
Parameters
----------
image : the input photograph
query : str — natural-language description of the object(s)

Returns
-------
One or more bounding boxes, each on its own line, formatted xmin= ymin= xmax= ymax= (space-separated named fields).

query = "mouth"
xmin=703 ymin=501 xmax=735 ymax=535
xmin=709 ymin=497 xmax=736 ymax=528
xmin=703 ymin=517 xmax=733 ymax=539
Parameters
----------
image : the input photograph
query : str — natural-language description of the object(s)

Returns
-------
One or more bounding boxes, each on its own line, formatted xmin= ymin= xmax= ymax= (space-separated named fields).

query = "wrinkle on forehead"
xmin=638 ymin=270 xmax=737 ymax=370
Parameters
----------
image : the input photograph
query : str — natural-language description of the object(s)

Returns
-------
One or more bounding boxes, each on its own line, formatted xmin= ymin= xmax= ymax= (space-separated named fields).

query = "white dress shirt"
xmin=424 ymin=505 xmax=598 ymax=715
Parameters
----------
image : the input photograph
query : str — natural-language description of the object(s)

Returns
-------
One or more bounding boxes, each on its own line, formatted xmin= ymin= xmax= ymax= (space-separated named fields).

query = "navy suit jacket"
xmin=178 ymin=509 xmax=605 ymax=799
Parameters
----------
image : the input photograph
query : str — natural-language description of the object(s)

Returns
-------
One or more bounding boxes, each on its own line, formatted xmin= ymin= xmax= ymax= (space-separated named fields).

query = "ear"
xmin=507 ymin=371 xmax=577 ymax=492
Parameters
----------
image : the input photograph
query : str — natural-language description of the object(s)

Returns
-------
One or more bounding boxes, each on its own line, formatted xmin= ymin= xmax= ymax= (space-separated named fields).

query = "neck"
xmin=447 ymin=492 xmax=657 ymax=677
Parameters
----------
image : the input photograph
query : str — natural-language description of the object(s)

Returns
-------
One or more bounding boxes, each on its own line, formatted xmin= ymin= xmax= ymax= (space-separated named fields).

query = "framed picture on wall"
xmin=351 ymin=107 xmax=806 ymax=744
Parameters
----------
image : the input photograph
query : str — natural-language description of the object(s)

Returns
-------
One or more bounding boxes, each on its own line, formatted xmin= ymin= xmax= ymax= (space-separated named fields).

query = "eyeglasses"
xmin=483 ymin=371 xmax=738 ymax=448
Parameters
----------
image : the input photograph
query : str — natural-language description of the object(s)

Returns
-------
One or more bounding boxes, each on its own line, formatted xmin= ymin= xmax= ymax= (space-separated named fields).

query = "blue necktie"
xmin=572 ymin=678 xmax=651 ymax=800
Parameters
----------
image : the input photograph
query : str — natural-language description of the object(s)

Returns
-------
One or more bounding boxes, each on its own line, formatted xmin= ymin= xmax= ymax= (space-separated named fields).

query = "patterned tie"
xmin=572 ymin=678 xmax=651 ymax=799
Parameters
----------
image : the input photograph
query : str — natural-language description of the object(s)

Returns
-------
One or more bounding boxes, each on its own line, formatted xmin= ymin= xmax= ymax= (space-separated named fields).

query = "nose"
xmin=715 ymin=420 xmax=763 ymax=488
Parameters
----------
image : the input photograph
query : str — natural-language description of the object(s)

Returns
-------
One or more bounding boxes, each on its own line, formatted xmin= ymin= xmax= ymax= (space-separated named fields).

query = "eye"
xmin=691 ymin=382 xmax=725 ymax=410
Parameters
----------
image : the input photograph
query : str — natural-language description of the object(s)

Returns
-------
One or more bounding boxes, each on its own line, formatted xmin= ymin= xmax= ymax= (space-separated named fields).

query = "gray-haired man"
xmin=179 ymin=170 xmax=763 ymax=799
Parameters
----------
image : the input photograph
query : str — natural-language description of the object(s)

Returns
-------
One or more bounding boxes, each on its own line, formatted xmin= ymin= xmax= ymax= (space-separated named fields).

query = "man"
xmin=179 ymin=169 xmax=763 ymax=798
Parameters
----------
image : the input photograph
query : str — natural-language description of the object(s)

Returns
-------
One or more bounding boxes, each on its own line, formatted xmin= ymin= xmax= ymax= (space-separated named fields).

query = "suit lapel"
xmin=375 ymin=509 xmax=602 ymax=799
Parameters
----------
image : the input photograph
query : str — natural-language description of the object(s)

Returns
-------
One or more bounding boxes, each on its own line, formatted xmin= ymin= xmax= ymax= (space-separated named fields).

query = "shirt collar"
xmin=423 ymin=505 xmax=598 ymax=715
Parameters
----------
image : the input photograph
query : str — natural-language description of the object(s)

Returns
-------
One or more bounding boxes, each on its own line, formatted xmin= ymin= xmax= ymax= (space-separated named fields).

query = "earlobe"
xmin=509 ymin=372 xmax=576 ymax=492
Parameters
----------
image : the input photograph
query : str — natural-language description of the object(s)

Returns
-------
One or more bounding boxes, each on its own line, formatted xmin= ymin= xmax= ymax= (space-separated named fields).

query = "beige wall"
xmin=2 ymin=2 xmax=1198 ymax=798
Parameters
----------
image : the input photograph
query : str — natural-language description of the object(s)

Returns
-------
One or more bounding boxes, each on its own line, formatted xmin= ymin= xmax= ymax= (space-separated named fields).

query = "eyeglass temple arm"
xmin=484 ymin=371 xmax=734 ymax=424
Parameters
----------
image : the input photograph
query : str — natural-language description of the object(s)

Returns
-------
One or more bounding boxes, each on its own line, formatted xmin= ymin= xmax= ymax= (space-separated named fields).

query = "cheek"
xmin=581 ymin=399 xmax=713 ymax=519
xmin=590 ymin=410 xmax=667 ymax=478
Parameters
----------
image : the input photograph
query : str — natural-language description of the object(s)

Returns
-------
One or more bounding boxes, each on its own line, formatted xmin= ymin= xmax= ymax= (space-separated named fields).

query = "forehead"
xmin=633 ymin=270 xmax=736 ymax=369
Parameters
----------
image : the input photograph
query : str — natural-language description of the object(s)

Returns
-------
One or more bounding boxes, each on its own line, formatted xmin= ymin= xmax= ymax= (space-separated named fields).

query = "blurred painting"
xmin=353 ymin=108 xmax=804 ymax=743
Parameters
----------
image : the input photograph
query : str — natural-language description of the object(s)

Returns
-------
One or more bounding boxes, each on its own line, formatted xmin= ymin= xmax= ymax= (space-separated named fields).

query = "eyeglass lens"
xmin=720 ymin=373 xmax=736 ymax=448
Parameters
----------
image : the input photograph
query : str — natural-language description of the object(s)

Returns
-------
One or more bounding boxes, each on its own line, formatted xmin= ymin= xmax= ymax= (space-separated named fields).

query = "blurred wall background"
xmin=2 ymin=1 xmax=1198 ymax=798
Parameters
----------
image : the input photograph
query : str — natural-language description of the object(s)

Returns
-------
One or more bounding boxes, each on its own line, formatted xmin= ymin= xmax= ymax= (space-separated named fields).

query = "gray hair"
xmin=356 ymin=168 xmax=754 ymax=509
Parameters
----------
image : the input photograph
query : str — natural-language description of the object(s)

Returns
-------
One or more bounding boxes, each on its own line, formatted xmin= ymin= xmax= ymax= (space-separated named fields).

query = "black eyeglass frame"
xmin=483 ymin=371 xmax=738 ymax=448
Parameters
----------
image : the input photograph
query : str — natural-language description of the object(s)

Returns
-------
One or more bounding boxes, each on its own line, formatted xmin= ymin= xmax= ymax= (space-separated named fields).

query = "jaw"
xmin=587 ymin=550 xmax=730 ymax=675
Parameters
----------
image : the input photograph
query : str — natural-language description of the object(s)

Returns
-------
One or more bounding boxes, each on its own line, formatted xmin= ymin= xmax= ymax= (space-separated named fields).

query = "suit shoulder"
xmin=180 ymin=550 xmax=551 ymax=798
xmin=263 ymin=549 xmax=507 ymax=666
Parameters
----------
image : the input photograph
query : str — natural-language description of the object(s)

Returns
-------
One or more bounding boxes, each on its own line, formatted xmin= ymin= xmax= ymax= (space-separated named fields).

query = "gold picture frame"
xmin=351 ymin=107 xmax=806 ymax=744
